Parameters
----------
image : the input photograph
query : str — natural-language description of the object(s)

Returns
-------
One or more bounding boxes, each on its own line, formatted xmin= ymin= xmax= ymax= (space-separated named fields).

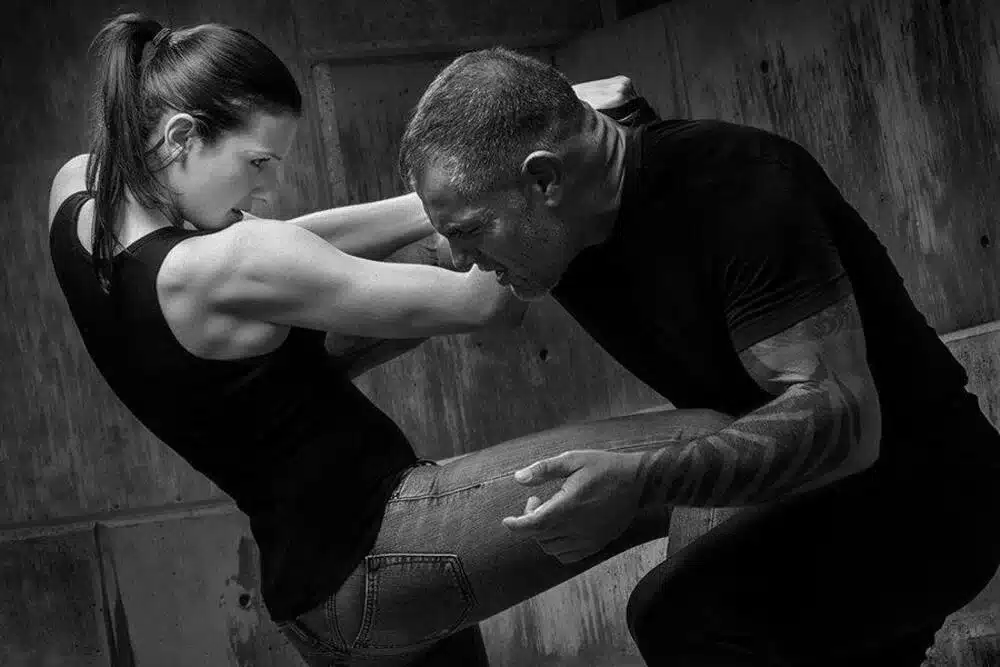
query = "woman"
xmin=48 ymin=13 xmax=730 ymax=666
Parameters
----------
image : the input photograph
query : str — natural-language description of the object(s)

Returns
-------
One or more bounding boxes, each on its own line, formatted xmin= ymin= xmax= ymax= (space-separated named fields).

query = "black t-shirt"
xmin=553 ymin=119 xmax=976 ymax=463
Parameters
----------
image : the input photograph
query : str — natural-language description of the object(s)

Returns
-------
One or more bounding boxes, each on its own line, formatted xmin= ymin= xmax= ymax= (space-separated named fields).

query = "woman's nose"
xmin=263 ymin=169 xmax=278 ymax=191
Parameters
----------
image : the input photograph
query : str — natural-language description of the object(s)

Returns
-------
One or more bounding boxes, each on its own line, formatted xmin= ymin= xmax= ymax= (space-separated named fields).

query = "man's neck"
xmin=575 ymin=107 xmax=628 ymax=248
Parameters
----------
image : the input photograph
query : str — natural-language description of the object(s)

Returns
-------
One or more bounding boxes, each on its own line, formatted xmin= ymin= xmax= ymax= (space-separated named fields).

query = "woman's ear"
xmin=162 ymin=113 xmax=200 ymax=161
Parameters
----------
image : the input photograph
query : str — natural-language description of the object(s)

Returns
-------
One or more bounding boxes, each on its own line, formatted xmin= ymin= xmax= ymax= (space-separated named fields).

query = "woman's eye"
xmin=251 ymin=158 xmax=268 ymax=169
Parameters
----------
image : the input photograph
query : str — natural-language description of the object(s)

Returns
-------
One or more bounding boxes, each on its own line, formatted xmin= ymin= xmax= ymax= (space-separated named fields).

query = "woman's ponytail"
xmin=85 ymin=13 xmax=163 ymax=293
xmin=82 ymin=12 xmax=302 ymax=294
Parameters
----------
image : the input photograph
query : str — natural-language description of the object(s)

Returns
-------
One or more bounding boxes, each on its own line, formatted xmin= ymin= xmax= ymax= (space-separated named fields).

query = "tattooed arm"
xmin=501 ymin=293 xmax=880 ymax=561
xmin=640 ymin=293 xmax=882 ymax=507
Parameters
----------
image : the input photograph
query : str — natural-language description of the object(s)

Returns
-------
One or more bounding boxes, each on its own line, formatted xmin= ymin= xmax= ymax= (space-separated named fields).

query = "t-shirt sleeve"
xmin=710 ymin=159 xmax=853 ymax=352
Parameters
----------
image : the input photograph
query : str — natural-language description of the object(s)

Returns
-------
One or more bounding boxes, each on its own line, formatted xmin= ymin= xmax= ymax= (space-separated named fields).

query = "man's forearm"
xmin=639 ymin=376 xmax=873 ymax=508
xmin=289 ymin=192 xmax=433 ymax=260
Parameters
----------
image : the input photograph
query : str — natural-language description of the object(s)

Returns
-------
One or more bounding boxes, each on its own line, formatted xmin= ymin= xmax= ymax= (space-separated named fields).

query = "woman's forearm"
xmin=288 ymin=192 xmax=433 ymax=260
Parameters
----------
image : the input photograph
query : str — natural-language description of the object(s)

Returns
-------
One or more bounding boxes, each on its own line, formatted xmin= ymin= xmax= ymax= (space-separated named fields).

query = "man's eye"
xmin=251 ymin=158 xmax=269 ymax=169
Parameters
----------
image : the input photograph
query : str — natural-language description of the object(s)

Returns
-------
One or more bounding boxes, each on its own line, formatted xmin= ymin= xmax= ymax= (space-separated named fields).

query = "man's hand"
xmin=378 ymin=231 xmax=458 ymax=271
xmin=501 ymin=449 xmax=647 ymax=564
xmin=572 ymin=75 xmax=638 ymax=112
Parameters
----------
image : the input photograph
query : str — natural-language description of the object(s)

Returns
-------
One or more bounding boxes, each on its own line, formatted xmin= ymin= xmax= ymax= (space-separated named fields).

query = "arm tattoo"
xmin=639 ymin=297 xmax=872 ymax=507
xmin=757 ymin=299 xmax=852 ymax=351
xmin=638 ymin=374 xmax=863 ymax=506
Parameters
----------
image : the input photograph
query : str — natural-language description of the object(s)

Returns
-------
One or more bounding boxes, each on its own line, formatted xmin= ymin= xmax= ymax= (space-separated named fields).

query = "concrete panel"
xmin=94 ymin=511 xmax=302 ymax=667
xmin=0 ymin=528 xmax=109 ymax=667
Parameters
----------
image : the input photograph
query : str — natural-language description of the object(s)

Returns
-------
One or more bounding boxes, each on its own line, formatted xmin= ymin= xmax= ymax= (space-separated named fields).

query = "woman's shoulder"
xmin=48 ymin=153 xmax=92 ymax=229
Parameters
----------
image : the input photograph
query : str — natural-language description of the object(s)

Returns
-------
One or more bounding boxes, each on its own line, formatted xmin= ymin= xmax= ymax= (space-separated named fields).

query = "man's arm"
xmin=640 ymin=293 xmax=882 ymax=507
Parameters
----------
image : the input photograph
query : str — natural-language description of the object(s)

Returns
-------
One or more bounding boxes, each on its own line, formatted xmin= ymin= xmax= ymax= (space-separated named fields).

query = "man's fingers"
xmin=501 ymin=513 xmax=535 ymax=531
xmin=513 ymin=451 xmax=584 ymax=486
xmin=524 ymin=495 xmax=542 ymax=514
xmin=502 ymin=485 xmax=572 ymax=529
xmin=502 ymin=487 xmax=571 ymax=533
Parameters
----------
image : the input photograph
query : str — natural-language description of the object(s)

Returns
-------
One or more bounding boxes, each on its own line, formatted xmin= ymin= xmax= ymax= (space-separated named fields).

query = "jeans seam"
xmin=355 ymin=557 xmax=378 ymax=648
xmin=282 ymin=618 xmax=341 ymax=656
xmin=325 ymin=590 xmax=346 ymax=649
xmin=388 ymin=472 xmax=513 ymax=502
xmin=388 ymin=438 xmax=677 ymax=502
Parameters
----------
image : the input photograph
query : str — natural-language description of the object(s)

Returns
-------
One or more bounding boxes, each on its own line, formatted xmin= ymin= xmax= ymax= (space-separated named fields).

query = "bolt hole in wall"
xmin=981 ymin=235 xmax=991 ymax=249
xmin=238 ymin=593 xmax=252 ymax=609
xmin=539 ymin=348 xmax=550 ymax=361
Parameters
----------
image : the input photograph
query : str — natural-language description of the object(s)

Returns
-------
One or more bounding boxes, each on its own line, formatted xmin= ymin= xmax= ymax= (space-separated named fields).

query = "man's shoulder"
xmin=639 ymin=118 xmax=796 ymax=165
xmin=622 ymin=121 xmax=816 ymax=246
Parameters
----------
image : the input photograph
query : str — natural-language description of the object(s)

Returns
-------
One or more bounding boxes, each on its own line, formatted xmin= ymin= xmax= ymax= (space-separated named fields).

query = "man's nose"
xmin=449 ymin=242 xmax=476 ymax=272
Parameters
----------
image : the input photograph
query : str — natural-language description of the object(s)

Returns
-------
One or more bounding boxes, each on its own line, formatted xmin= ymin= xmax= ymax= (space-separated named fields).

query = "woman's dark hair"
xmin=85 ymin=13 xmax=302 ymax=292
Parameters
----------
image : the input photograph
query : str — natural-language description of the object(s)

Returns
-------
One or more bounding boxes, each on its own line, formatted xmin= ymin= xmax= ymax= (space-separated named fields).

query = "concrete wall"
xmin=3 ymin=0 xmax=999 ymax=664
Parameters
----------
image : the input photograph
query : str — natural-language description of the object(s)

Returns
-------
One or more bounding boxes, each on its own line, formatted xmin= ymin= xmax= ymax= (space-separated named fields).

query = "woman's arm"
xmin=325 ymin=231 xmax=526 ymax=378
xmin=187 ymin=219 xmax=522 ymax=339
xmin=286 ymin=192 xmax=432 ymax=260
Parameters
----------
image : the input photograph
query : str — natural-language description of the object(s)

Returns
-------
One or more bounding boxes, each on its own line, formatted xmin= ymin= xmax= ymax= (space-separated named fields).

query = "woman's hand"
xmin=572 ymin=75 xmax=638 ymax=112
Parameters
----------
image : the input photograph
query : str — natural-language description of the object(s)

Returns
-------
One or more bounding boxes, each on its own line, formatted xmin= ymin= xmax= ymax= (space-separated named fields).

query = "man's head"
xmin=400 ymin=48 xmax=606 ymax=300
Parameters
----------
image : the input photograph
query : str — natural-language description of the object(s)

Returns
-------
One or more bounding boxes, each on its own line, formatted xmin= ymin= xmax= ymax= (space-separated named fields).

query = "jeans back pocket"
xmin=355 ymin=553 xmax=476 ymax=650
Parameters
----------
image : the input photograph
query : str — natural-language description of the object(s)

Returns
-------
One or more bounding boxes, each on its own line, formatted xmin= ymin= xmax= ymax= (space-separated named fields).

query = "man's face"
xmin=417 ymin=163 xmax=576 ymax=301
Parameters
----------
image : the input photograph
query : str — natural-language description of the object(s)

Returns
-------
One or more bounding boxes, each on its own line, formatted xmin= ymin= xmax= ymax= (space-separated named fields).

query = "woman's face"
xmin=163 ymin=111 xmax=298 ymax=230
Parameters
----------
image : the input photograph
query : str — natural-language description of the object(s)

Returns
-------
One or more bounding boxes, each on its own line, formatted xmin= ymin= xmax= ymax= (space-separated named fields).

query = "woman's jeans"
xmin=277 ymin=407 xmax=732 ymax=666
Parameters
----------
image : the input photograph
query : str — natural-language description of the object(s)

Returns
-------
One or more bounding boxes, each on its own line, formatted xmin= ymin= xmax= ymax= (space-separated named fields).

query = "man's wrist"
xmin=602 ymin=97 xmax=660 ymax=127
xmin=383 ymin=232 xmax=458 ymax=270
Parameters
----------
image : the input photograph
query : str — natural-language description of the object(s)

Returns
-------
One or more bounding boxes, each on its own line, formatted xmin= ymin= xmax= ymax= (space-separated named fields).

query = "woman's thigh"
xmin=380 ymin=408 xmax=736 ymax=619
xmin=285 ymin=407 xmax=734 ymax=664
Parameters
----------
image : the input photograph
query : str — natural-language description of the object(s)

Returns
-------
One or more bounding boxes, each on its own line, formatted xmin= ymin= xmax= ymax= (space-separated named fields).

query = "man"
xmin=400 ymin=48 xmax=1000 ymax=665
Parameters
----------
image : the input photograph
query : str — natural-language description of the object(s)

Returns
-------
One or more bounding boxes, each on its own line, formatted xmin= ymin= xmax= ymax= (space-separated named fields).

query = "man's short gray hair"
xmin=399 ymin=47 xmax=584 ymax=197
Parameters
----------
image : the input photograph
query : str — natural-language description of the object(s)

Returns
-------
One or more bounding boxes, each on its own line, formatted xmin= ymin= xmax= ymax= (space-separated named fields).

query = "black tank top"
xmin=48 ymin=192 xmax=417 ymax=620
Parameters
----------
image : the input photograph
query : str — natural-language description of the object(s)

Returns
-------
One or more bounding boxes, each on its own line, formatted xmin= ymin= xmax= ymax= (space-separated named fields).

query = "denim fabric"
xmin=278 ymin=407 xmax=732 ymax=666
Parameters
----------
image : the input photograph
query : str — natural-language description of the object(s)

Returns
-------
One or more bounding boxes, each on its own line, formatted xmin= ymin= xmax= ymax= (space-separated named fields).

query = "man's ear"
xmin=162 ymin=113 xmax=200 ymax=162
xmin=520 ymin=151 xmax=564 ymax=207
